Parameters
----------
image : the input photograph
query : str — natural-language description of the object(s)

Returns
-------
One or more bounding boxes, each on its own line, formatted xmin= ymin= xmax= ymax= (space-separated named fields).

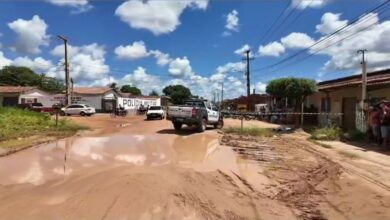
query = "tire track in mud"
xmin=220 ymin=134 xmax=348 ymax=220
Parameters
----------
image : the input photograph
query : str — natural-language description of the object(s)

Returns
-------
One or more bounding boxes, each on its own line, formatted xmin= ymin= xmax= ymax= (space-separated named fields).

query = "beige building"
xmin=307 ymin=69 xmax=390 ymax=131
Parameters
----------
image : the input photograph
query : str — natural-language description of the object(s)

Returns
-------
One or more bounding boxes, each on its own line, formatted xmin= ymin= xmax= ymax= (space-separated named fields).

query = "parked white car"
xmin=146 ymin=106 xmax=165 ymax=120
xmin=60 ymin=104 xmax=96 ymax=116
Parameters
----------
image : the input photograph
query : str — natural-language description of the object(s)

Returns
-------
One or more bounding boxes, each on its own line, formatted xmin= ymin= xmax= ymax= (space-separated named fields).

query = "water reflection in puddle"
xmin=0 ymin=133 xmax=239 ymax=186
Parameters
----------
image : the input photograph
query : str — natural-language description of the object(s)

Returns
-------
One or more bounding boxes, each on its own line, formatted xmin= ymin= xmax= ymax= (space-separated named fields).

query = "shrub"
xmin=310 ymin=126 xmax=342 ymax=141
xmin=344 ymin=130 xmax=366 ymax=141
xmin=224 ymin=127 xmax=275 ymax=137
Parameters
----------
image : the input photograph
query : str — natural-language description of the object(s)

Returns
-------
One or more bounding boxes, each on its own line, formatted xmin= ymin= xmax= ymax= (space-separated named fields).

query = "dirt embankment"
xmin=221 ymin=132 xmax=390 ymax=220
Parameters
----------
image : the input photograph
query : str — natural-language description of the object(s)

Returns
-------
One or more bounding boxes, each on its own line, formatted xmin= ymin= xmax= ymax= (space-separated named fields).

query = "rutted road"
xmin=0 ymin=115 xmax=389 ymax=220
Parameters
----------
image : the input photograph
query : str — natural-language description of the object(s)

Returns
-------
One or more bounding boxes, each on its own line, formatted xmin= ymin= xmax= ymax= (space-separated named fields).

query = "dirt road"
xmin=0 ymin=115 xmax=390 ymax=220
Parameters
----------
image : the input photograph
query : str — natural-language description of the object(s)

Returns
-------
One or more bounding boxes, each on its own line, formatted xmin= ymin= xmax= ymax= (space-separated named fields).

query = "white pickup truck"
xmin=167 ymin=100 xmax=224 ymax=132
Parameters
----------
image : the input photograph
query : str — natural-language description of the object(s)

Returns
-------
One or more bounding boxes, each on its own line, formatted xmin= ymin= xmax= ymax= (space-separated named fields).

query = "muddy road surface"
xmin=0 ymin=116 xmax=390 ymax=220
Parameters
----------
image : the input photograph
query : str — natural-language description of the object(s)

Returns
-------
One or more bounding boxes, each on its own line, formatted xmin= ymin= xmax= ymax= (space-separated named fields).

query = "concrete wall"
xmin=117 ymin=97 xmax=161 ymax=110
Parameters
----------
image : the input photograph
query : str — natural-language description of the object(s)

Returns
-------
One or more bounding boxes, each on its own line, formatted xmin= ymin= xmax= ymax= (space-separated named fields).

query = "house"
xmin=0 ymin=86 xmax=38 ymax=107
xmin=223 ymin=94 xmax=272 ymax=111
xmin=0 ymin=86 xmax=163 ymax=113
xmin=306 ymin=68 xmax=390 ymax=131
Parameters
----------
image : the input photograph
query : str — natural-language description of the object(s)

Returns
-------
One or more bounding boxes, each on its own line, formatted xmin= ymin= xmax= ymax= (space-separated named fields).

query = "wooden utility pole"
xmin=57 ymin=35 xmax=70 ymax=106
xmin=358 ymin=49 xmax=368 ymax=109
xmin=243 ymin=50 xmax=254 ymax=110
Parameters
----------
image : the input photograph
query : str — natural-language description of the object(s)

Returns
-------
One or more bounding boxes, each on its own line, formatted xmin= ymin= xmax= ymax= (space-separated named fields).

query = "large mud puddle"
xmin=0 ymin=132 xmax=252 ymax=186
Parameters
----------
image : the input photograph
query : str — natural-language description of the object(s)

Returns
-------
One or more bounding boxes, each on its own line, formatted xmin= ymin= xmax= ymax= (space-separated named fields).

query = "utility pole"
xmin=243 ymin=50 xmax=254 ymax=110
xmin=358 ymin=49 xmax=368 ymax=109
xmin=358 ymin=49 xmax=368 ymax=132
xmin=57 ymin=35 xmax=70 ymax=106
xmin=70 ymin=77 xmax=74 ymax=104
xmin=220 ymin=81 xmax=224 ymax=109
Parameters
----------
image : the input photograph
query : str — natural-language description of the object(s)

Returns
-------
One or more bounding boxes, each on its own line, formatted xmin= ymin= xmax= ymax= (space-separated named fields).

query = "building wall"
xmin=117 ymin=97 xmax=161 ymax=110
xmin=308 ymin=86 xmax=390 ymax=129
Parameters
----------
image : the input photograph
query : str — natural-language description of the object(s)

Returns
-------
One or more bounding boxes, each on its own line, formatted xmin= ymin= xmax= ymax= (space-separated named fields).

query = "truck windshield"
xmin=185 ymin=101 xmax=205 ymax=107
xmin=149 ymin=106 xmax=162 ymax=110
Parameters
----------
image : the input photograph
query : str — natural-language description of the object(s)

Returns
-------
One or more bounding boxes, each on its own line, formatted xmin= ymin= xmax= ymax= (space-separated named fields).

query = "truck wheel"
xmin=60 ymin=111 xmax=66 ymax=116
xmin=173 ymin=122 xmax=182 ymax=130
xmin=198 ymin=119 xmax=207 ymax=132
xmin=214 ymin=120 xmax=224 ymax=129
xmin=80 ymin=112 xmax=86 ymax=116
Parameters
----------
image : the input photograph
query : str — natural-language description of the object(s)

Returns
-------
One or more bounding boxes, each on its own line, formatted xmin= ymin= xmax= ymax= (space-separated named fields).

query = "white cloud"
xmin=234 ymin=44 xmax=250 ymax=56
xmin=258 ymin=42 xmax=286 ymax=57
xmin=48 ymin=43 xmax=110 ymax=84
xmin=12 ymin=57 xmax=54 ymax=73
xmin=115 ymin=0 xmax=208 ymax=35
xmin=8 ymin=15 xmax=50 ymax=54
xmin=168 ymin=56 xmax=193 ymax=77
xmin=0 ymin=51 xmax=11 ymax=69
xmin=45 ymin=0 xmax=93 ymax=13
xmin=114 ymin=41 xmax=149 ymax=60
xmin=292 ymin=0 xmax=328 ymax=9
xmin=281 ymin=32 xmax=315 ymax=49
xmin=255 ymin=82 xmax=267 ymax=94
xmin=226 ymin=10 xmax=239 ymax=32
xmin=120 ymin=67 xmax=161 ymax=94
xmin=149 ymin=50 xmax=172 ymax=66
xmin=215 ymin=62 xmax=246 ymax=75
xmin=311 ymin=13 xmax=390 ymax=72
xmin=316 ymin=12 xmax=348 ymax=35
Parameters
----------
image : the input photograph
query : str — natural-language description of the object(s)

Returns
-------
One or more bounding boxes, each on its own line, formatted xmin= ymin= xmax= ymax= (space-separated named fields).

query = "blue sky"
xmin=0 ymin=0 xmax=389 ymax=98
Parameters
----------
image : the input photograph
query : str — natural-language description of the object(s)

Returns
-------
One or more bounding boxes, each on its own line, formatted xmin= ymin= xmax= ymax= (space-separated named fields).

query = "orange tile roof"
xmin=0 ymin=86 xmax=37 ymax=93
xmin=73 ymin=87 xmax=112 ymax=95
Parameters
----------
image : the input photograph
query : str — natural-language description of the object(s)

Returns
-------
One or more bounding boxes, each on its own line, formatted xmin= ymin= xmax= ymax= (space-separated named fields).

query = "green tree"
xmin=149 ymin=90 xmax=159 ymax=96
xmin=120 ymin=85 xmax=142 ymax=95
xmin=0 ymin=66 xmax=64 ymax=92
xmin=266 ymin=77 xmax=317 ymax=109
xmin=162 ymin=85 xmax=192 ymax=104
xmin=108 ymin=82 xmax=119 ymax=91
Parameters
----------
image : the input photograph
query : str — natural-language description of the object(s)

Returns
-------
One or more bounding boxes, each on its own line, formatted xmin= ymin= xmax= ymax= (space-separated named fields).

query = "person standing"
xmin=379 ymin=101 xmax=390 ymax=149
xmin=368 ymin=105 xmax=381 ymax=145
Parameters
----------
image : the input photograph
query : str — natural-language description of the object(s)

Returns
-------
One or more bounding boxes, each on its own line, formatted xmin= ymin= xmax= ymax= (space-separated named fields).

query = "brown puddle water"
xmin=0 ymin=132 xmax=260 ymax=187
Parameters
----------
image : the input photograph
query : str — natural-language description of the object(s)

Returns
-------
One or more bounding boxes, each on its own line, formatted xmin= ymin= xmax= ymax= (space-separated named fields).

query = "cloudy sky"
xmin=0 ymin=0 xmax=389 ymax=99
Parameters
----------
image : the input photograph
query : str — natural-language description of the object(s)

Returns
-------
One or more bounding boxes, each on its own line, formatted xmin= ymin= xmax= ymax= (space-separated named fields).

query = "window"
xmin=149 ymin=106 xmax=162 ymax=110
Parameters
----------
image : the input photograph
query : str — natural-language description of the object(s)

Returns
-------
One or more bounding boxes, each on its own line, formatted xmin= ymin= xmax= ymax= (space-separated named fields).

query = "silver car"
xmin=60 ymin=104 xmax=96 ymax=116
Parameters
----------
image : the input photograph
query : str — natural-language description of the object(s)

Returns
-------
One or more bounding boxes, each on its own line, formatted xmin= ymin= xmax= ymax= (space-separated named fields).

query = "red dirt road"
xmin=0 ymin=115 xmax=389 ymax=220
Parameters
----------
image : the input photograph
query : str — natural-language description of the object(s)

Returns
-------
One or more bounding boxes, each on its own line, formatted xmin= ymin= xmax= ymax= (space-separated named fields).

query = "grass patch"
xmin=0 ymin=107 xmax=87 ymax=143
xmin=343 ymin=130 xmax=366 ymax=141
xmin=224 ymin=127 xmax=275 ymax=137
xmin=310 ymin=126 xmax=342 ymax=141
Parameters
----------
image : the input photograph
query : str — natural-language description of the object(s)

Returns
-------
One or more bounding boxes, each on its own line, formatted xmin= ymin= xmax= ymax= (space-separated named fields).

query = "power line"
xmin=253 ymin=13 xmax=390 ymax=76
xmin=252 ymin=0 xmax=390 ymax=72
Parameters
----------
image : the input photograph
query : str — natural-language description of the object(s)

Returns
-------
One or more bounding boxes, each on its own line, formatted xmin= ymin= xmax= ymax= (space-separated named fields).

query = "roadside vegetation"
xmin=310 ymin=126 xmax=343 ymax=141
xmin=0 ymin=107 xmax=87 ymax=142
xmin=224 ymin=127 xmax=275 ymax=137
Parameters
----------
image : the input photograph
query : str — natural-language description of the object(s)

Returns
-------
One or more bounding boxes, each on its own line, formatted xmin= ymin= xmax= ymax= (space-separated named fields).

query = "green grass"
xmin=224 ymin=127 xmax=275 ymax=137
xmin=310 ymin=126 xmax=342 ymax=141
xmin=0 ymin=107 xmax=87 ymax=142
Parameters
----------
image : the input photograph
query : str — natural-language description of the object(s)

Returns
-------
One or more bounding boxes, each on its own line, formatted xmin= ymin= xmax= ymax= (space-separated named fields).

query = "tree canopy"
xmin=266 ymin=77 xmax=317 ymax=102
xmin=0 ymin=66 xmax=64 ymax=93
xmin=162 ymin=85 xmax=192 ymax=104
xmin=120 ymin=85 xmax=142 ymax=95
xmin=149 ymin=90 xmax=159 ymax=96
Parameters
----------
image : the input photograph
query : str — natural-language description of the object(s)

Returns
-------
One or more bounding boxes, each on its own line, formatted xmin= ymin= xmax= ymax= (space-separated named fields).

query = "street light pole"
xmin=57 ymin=35 xmax=70 ymax=106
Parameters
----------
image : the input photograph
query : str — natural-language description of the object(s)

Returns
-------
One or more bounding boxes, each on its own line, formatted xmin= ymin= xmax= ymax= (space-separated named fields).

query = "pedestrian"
xmin=379 ymin=101 xmax=390 ymax=149
xmin=368 ymin=105 xmax=381 ymax=145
